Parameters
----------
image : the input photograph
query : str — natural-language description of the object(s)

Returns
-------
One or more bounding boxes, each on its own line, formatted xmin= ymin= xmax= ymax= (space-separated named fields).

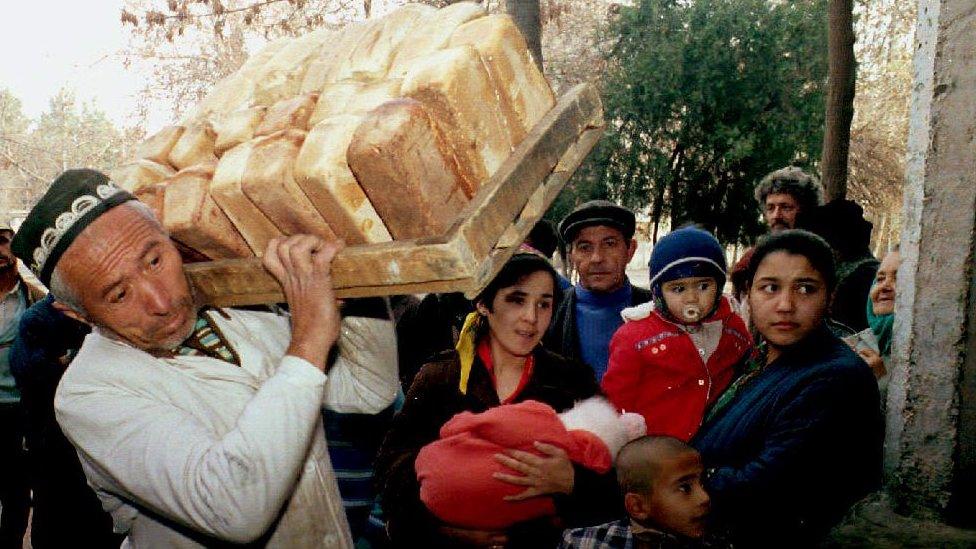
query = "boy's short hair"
xmin=754 ymin=167 xmax=824 ymax=213
xmin=616 ymin=435 xmax=698 ymax=494
xmin=745 ymin=229 xmax=837 ymax=292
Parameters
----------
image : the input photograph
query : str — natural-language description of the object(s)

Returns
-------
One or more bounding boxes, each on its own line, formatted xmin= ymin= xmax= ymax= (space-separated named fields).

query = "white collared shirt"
xmin=55 ymin=308 xmax=398 ymax=548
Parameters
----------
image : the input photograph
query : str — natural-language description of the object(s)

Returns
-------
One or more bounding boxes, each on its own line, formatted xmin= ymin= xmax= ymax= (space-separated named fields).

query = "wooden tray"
xmin=185 ymin=83 xmax=604 ymax=306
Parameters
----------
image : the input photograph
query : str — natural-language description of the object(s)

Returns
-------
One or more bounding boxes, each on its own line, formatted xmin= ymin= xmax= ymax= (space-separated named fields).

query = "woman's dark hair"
xmin=746 ymin=230 xmax=837 ymax=291
xmin=475 ymin=252 xmax=559 ymax=311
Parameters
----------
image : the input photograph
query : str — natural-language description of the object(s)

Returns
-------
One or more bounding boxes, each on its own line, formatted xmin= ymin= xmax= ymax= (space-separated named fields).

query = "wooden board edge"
xmin=449 ymin=83 xmax=604 ymax=260
xmin=463 ymin=124 xmax=604 ymax=299
xmin=187 ymin=236 xmax=477 ymax=306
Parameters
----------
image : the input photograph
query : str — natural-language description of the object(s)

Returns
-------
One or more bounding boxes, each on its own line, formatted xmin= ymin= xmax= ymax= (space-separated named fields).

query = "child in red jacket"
xmin=602 ymin=227 xmax=752 ymax=441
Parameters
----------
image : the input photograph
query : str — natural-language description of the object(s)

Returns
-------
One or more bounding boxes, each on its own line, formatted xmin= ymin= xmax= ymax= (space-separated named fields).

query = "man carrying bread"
xmin=11 ymin=169 xmax=398 ymax=548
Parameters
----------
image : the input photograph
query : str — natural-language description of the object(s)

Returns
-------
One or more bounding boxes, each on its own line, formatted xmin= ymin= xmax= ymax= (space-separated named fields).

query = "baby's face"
xmin=661 ymin=276 xmax=718 ymax=323
xmin=645 ymin=451 xmax=711 ymax=538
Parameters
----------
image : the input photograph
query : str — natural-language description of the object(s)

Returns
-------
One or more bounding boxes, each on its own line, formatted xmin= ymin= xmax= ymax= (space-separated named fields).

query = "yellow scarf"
xmin=455 ymin=312 xmax=482 ymax=394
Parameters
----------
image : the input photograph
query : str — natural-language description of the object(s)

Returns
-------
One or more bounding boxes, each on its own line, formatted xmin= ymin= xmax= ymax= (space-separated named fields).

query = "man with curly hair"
xmin=729 ymin=168 xmax=825 ymax=326
xmin=754 ymin=167 xmax=824 ymax=233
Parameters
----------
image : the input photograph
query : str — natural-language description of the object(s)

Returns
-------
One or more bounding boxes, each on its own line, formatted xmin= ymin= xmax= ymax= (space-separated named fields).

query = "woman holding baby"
xmin=375 ymin=252 xmax=624 ymax=548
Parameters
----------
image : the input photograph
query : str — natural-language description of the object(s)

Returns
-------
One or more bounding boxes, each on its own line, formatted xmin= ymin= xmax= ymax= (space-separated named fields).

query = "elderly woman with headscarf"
xmin=860 ymin=246 xmax=901 ymax=387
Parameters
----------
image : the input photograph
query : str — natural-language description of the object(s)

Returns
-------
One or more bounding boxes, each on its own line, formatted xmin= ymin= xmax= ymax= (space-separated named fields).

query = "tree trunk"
xmin=651 ymin=171 xmax=670 ymax=243
xmin=821 ymin=0 xmax=856 ymax=201
xmin=505 ymin=0 xmax=543 ymax=70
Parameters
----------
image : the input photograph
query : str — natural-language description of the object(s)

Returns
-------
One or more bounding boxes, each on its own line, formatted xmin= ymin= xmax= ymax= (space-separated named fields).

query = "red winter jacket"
xmin=414 ymin=400 xmax=613 ymax=530
xmin=602 ymin=297 xmax=752 ymax=441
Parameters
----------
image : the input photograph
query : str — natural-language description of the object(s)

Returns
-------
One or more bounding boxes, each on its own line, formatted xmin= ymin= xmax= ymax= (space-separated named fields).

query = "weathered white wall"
xmin=885 ymin=0 xmax=976 ymax=521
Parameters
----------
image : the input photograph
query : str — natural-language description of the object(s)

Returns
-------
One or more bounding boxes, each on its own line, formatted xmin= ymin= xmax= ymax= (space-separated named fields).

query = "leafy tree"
xmin=121 ymin=0 xmax=364 ymax=121
xmin=554 ymin=0 xmax=828 ymax=245
xmin=0 ymin=89 xmax=39 ymax=214
xmin=848 ymin=0 xmax=913 ymax=253
xmin=0 ymin=90 xmax=33 ymax=176
xmin=30 ymin=91 xmax=136 ymax=179
xmin=0 ymin=89 xmax=140 ymax=217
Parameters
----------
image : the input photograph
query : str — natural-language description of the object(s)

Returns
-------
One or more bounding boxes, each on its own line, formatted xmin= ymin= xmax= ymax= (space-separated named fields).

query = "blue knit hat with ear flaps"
xmin=648 ymin=227 xmax=727 ymax=294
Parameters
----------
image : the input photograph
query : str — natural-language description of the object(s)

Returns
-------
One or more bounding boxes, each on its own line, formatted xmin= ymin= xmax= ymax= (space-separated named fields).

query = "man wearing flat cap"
xmin=545 ymin=200 xmax=652 ymax=381
xmin=12 ymin=169 xmax=398 ymax=547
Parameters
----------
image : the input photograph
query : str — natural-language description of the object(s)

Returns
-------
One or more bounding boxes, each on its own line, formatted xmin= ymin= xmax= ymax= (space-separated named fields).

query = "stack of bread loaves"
xmin=110 ymin=2 xmax=555 ymax=260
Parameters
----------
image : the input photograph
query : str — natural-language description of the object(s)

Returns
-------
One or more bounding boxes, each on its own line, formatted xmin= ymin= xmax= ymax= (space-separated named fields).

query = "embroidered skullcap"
xmin=12 ymin=169 xmax=134 ymax=286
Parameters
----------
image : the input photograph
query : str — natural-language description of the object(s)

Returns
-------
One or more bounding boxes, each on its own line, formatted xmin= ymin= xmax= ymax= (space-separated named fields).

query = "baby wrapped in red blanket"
xmin=415 ymin=397 xmax=646 ymax=530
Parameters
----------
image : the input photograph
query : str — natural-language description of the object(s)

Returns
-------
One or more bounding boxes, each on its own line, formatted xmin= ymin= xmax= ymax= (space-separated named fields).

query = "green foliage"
xmin=0 ymin=88 xmax=140 ymax=216
xmin=558 ymin=0 xmax=828 ymax=245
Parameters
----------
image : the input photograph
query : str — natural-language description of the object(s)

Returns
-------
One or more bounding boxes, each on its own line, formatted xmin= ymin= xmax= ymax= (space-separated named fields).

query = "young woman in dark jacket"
xmin=693 ymin=230 xmax=884 ymax=547
xmin=375 ymin=253 xmax=621 ymax=548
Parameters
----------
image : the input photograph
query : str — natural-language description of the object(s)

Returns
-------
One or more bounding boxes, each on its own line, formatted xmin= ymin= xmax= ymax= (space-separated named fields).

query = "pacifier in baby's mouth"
xmin=681 ymin=305 xmax=702 ymax=322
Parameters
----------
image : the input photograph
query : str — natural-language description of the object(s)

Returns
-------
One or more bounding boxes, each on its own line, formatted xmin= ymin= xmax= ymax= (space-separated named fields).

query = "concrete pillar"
xmin=884 ymin=0 xmax=976 ymax=525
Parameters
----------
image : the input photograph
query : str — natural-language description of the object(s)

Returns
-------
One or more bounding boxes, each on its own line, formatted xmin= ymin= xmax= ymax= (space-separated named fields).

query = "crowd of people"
xmin=0 ymin=165 xmax=900 ymax=548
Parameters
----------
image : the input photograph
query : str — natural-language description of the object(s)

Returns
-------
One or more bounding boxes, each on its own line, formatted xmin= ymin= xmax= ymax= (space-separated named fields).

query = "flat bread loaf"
xmin=254 ymin=93 xmax=318 ymax=136
xmin=402 ymin=45 xmax=514 ymax=197
xmin=241 ymin=129 xmax=338 ymax=241
xmin=306 ymin=22 xmax=368 ymax=89
xmin=251 ymin=29 xmax=334 ymax=106
xmin=211 ymin=141 xmax=284 ymax=255
xmin=347 ymin=98 xmax=469 ymax=239
xmin=111 ymin=159 xmax=175 ymax=193
xmin=162 ymin=165 xmax=252 ymax=259
xmin=331 ymin=4 xmax=432 ymax=83
xmin=388 ymin=1 xmax=486 ymax=76
xmin=135 ymin=126 xmax=184 ymax=167
xmin=213 ymin=106 xmax=267 ymax=155
xmin=295 ymin=115 xmax=392 ymax=245
xmin=450 ymin=14 xmax=555 ymax=140
xmin=168 ymin=123 xmax=218 ymax=170
xmin=309 ymin=80 xmax=401 ymax=128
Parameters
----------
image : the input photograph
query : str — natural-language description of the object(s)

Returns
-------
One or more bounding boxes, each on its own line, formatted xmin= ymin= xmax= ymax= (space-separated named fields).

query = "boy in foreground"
xmin=560 ymin=436 xmax=719 ymax=549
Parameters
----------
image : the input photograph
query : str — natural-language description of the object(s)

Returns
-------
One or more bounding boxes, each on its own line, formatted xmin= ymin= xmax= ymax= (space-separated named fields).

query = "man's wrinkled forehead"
xmin=765 ymin=191 xmax=799 ymax=204
xmin=572 ymin=223 xmax=627 ymax=244
xmin=59 ymin=205 xmax=169 ymax=281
